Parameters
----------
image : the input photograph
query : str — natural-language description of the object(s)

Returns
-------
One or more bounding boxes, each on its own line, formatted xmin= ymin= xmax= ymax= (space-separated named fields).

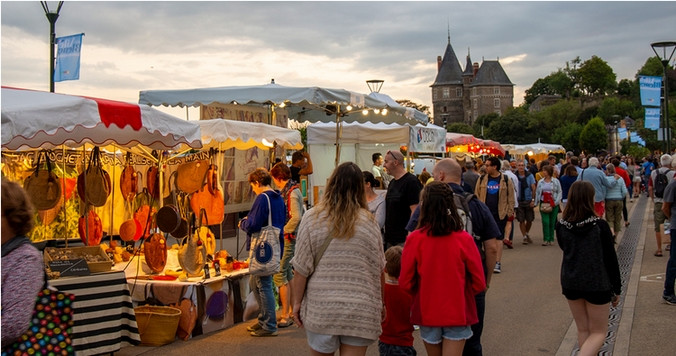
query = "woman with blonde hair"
xmin=291 ymin=162 xmax=385 ymax=356
xmin=534 ymin=164 xmax=562 ymax=246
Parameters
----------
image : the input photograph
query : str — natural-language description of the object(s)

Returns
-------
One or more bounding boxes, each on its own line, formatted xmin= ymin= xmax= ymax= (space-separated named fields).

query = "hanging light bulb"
xmin=346 ymin=105 xmax=353 ymax=111
xmin=374 ymin=109 xmax=380 ymax=114
xmin=279 ymin=102 xmax=286 ymax=108
xmin=381 ymin=108 xmax=388 ymax=115
xmin=362 ymin=109 xmax=369 ymax=115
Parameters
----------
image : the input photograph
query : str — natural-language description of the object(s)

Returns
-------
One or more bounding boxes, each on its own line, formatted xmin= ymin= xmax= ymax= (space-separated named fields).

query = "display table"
xmin=120 ymin=262 xmax=250 ymax=338
xmin=50 ymin=270 xmax=141 ymax=356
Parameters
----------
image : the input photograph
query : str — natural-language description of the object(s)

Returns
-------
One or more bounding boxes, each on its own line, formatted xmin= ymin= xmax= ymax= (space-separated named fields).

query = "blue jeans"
xmin=273 ymin=238 xmax=296 ymax=287
xmin=250 ymin=274 xmax=277 ymax=332
xmin=665 ymin=229 xmax=676 ymax=296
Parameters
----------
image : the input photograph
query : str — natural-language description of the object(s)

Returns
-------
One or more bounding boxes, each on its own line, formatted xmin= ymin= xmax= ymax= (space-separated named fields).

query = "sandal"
xmin=277 ymin=318 xmax=294 ymax=328
xmin=655 ymin=250 xmax=663 ymax=257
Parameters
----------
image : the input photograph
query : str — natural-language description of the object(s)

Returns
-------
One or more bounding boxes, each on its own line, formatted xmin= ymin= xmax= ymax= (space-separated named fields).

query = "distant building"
xmin=529 ymin=95 xmax=562 ymax=113
xmin=431 ymin=35 xmax=514 ymax=127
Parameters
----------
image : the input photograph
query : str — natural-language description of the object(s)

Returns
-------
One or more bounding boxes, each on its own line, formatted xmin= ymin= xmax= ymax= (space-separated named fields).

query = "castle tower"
xmin=431 ymin=34 xmax=464 ymax=127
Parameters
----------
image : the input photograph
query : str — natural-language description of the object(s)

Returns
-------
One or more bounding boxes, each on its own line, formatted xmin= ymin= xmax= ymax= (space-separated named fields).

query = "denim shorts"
xmin=306 ymin=329 xmax=375 ymax=353
xmin=419 ymin=326 xmax=473 ymax=344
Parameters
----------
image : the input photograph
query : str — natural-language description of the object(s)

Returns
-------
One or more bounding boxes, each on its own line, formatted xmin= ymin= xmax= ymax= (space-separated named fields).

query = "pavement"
xmin=118 ymin=194 xmax=675 ymax=355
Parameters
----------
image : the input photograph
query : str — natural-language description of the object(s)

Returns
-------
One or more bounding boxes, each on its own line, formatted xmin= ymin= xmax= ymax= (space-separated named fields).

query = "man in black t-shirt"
xmin=383 ymin=150 xmax=422 ymax=249
xmin=289 ymin=151 xmax=313 ymax=183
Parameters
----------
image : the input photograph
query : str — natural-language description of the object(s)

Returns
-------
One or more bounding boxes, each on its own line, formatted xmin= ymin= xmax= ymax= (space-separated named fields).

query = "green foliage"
xmin=486 ymin=107 xmax=535 ymax=144
xmin=597 ymin=97 xmax=636 ymax=124
xmin=580 ymin=117 xmax=609 ymax=154
xmin=577 ymin=56 xmax=617 ymax=96
xmin=621 ymin=140 xmax=650 ymax=158
xmin=533 ymin=100 xmax=582 ymax=135
xmin=637 ymin=56 xmax=665 ymax=77
xmin=396 ymin=99 xmax=431 ymax=116
xmin=472 ymin=112 xmax=500 ymax=137
xmin=617 ymin=79 xmax=636 ymax=97
xmin=297 ymin=126 xmax=307 ymax=148
xmin=551 ymin=122 xmax=584 ymax=154
xmin=447 ymin=122 xmax=474 ymax=134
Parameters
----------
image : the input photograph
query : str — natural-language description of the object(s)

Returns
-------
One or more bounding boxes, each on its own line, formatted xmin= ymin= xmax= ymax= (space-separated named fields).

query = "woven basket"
xmin=135 ymin=305 xmax=182 ymax=346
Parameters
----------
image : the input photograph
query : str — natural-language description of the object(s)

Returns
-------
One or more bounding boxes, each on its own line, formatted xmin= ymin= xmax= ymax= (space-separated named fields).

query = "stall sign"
xmin=48 ymin=259 xmax=91 ymax=277
xmin=409 ymin=126 xmax=445 ymax=153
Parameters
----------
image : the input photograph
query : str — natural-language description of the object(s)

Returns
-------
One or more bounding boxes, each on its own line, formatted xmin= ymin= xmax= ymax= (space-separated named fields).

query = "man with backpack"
xmin=405 ymin=158 xmax=500 ymax=356
xmin=650 ymin=154 xmax=675 ymax=257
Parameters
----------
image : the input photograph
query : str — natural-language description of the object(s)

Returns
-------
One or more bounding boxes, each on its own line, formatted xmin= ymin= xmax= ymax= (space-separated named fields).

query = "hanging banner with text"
xmin=409 ymin=125 xmax=446 ymax=153
xmin=630 ymin=132 xmax=639 ymax=143
xmin=639 ymin=75 xmax=662 ymax=107
xmin=645 ymin=107 xmax=661 ymax=130
xmin=54 ymin=33 xmax=84 ymax=82
xmin=618 ymin=127 xmax=628 ymax=140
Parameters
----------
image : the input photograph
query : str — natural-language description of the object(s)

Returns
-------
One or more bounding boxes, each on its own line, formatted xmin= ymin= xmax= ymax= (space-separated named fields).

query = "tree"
xmin=486 ymin=107 xmax=535 ymax=144
xmin=472 ymin=112 xmax=500 ymax=137
xmin=447 ymin=122 xmax=474 ymax=134
xmin=532 ymin=100 xmax=582 ymax=137
xmin=551 ymin=122 xmax=584 ymax=154
xmin=579 ymin=117 xmax=609 ymax=154
xmin=524 ymin=77 xmax=555 ymax=105
xmin=597 ymin=97 xmax=636 ymax=125
xmin=577 ymin=55 xmax=617 ymax=96
xmin=395 ymin=99 xmax=431 ymax=116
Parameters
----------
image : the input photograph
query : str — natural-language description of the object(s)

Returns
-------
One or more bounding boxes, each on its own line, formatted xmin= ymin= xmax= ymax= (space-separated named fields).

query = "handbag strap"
xmin=262 ymin=192 xmax=272 ymax=227
xmin=313 ymin=234 xmax=333 ymax=271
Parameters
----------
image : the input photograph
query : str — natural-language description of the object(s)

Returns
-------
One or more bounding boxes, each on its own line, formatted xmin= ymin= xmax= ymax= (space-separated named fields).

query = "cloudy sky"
xmin=2 ymin=1 xmax=676 ymax=119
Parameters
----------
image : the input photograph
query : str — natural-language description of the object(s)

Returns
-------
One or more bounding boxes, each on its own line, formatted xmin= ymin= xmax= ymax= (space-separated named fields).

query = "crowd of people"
xmin=4 ymin=147 xmax=674 ymax=356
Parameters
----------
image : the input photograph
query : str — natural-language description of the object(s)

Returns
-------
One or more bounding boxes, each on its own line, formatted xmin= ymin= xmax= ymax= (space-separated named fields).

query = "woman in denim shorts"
xmin=399 ymin=182 xmax=487 ymax=355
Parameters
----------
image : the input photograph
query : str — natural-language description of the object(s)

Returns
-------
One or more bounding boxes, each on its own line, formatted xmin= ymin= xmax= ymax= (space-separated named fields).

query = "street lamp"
xmin=41 ymin=1 xmax=64 ymax=93
xmin=651 ymin=41 xmax=676 ymax=153
xmin=366 ymin=79 xmax=384 ymax=93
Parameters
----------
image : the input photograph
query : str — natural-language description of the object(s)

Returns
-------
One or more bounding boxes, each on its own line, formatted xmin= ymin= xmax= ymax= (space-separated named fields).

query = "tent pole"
xmin=335 ymin=106 xmax=342 ymax=168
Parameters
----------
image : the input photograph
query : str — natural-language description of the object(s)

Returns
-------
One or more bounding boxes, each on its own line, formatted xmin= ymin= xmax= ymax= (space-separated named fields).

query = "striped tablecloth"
xmin=50 ymin=271 xmax=141 ymax=355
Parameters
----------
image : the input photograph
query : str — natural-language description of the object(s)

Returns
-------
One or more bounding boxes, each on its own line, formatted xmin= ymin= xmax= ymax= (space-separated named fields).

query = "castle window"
xmin=473 ymin=99 xmax=478 ymax=109
xmin=473 ymin=110 xmax=478 ymax=118
xmin=494 ymin=87 xmax=500 ymax=95
xmin=456 ymin=88 xmax=462 ymax=97
xmin=443 ymin=88 xmax=450 ymax=99
xmin=433 ymin=88 xmax=438 ymax=100
xmin=472 ymin=88 xmax=477 ymax=96
xmin=494 ymin=98 xmax=500 ymax=108
xmin=443 ymin=106 xmax=447 ymax=113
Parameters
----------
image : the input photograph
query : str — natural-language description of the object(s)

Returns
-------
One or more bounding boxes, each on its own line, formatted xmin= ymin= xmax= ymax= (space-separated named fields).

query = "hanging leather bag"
xmin=178 ymin=213 xmax=206 ymax=277
xmin=120 ymin=152 xmax=138 ymax=202
xmin=144 ymin=232 xmax=168 ymax=273
xmin=79 ymin=209 xmax=103 ymax=246
xmin=189 ymin=164 xmax=225 ymax=225
xmin=176 ymin=159 xmax=209 ymax=194
xmin=196 ymin=208 xmax=216 ymax=257
xmin=147 ymin=165 xmax=160 ymax=200
xmin=157 ymin=172 xmax=182 ymax=234
xmin=78 ymin=147 xmax=111 ymax=207
xmin=23 ymin=150 xmax=62 ymax=211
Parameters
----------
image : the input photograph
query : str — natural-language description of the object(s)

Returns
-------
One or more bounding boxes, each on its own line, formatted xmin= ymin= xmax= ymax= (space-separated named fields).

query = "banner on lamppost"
xmin=639 ymin=75 xmax=662 ymax=107
xmin=645 ymin=107 xmax=661 ymax=130
xmin=630 ymin=132 xmax=639 ymax=143
xmin=618 ymin=127 xmax=628 ymax=140
xmin=54 ymin=33 xmax=84 ymax=82
xmin=638 ymin=139 xmax=646 ymax=147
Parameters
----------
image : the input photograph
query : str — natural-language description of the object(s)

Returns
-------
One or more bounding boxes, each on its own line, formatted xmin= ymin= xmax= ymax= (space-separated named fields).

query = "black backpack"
xmin=654 ymin=169 xmax=669 ymax=198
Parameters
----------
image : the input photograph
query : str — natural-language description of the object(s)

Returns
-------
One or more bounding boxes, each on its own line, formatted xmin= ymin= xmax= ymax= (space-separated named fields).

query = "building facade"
xmin=431 ymin=37 xmax=514 ymax=128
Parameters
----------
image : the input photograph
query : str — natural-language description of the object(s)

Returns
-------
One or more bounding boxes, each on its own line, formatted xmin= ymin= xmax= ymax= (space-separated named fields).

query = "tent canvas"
xmin=192 ymin=118 xmax=303 ymax=151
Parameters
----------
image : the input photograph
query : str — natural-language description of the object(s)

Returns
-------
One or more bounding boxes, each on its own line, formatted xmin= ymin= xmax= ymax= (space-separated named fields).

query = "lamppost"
xmin=651 ymin=41 xmax=676 ymax=153
xmin=41 ymin=1 xmax=64 ymax=93
xmin=366 ymin=79 xmax=384 ymax=93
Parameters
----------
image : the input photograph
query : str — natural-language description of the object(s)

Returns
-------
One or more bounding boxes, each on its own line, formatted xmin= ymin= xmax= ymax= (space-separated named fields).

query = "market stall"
xmin=502 ymin=142 xmax=566 ymax=162
xmin=1 ymin=87 xmax=205 ymax=353
xmin=446 ymin=132 xmax=506 ymax=158
xmin=307 ymin=121 xmax=445 ymax=203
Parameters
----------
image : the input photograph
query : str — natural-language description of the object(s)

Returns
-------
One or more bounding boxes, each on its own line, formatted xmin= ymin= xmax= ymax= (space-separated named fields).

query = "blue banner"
xmin=618 ymin=128 xmax=628 ymax=140
xmin=638 ymin=139 xmax=646 ymax=147
xmin=630 ymin=132 xmax=639 ymax=143
xmin=54 ymin=33 xmax=84 ymax=82
xmin=645 ymin=107 xmax=661 ymax=130
xmin=639 ymin=75 xmax=662 ymax=107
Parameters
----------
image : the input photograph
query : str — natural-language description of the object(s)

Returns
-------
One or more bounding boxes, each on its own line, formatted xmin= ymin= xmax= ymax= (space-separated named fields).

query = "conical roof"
xmin=432 ymin=41 xmax=464 ymax=86
xmin=463 ymin=51 xmax=474 ymax=76
xmin=471 ymin=60 xmax=514 ymax=86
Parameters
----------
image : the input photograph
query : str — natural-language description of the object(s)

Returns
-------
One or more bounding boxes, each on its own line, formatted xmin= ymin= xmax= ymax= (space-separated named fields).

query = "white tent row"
xmin=306 ymin=121 xmax=445 ymax=204
xmin=502 ymin=143 xmax=566 ymax=156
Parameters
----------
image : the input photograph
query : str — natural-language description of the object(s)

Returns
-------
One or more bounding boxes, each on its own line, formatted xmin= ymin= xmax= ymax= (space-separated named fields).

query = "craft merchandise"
xmin=248 ymin=193 xmax=281 ymax=276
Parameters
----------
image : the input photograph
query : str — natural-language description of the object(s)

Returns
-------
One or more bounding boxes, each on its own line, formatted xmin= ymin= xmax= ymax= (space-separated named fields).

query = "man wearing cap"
xmin=383 ymin=150 xmax=422 ymax=249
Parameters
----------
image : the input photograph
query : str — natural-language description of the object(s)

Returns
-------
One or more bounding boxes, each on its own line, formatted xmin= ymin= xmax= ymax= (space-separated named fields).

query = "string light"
xmin=362 ymin=109 xmax=369 ymax=115
xmin=346 ymin=105 xmax=353 ymax=111
xmin=381 ymin=108 xmax=388 ymax=115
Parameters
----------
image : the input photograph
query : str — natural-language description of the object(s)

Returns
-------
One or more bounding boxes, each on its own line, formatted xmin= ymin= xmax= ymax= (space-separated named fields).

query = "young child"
xmin=379 ymin=246 xmax=416 ymax=356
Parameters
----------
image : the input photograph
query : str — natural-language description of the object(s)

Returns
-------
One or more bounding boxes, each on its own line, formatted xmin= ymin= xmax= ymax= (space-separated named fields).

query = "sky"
xmin=2 ymin=1 xmax=676 ymax=120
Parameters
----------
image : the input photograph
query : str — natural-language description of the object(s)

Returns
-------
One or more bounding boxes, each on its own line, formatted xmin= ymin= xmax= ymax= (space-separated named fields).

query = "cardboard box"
xmin=44 ymin=246 xmax=113 ymax=273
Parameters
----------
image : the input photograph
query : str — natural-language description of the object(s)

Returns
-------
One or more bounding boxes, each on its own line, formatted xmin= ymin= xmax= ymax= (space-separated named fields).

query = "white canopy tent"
xmin=191 ymin=119 xmax=303 ymax=151
xmin=307 ymin=121 xmax=445 ymax=203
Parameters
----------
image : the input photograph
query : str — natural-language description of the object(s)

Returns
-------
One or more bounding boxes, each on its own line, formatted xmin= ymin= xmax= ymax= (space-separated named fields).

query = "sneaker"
xmin=493 ymin=262 xmax=501 ymax=274
xmin=522 ymin=237 xmax=529 ymax=245
xmin=663 ymin=294 xmax=676 ymax=305
xmin=277 ymin=318 xmax=294 ymax=328
xmin=503 ymin=239 xmax=513 ymax=249
xmin=525 ymin=235 xmax=533 ymax=244
xmin=246 ymin=323 xmax=262 ymax=332
xmin=250 ymin=328 xmax=278 ymax=337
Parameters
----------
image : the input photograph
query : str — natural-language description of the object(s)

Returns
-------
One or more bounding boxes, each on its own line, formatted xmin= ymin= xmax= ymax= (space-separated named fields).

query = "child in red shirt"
xmin=379 ymin=245 xmax=416 ymax=356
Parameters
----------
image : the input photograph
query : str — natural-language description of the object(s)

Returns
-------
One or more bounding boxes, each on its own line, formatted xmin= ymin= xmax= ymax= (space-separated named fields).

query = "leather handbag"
xmin=120 ymin=152 xmax=138 ymax=202
xmin=539 ymin=202 xmax=553 ymax=213
xmin=172 ymin=297 xmax=197 ymax=341
xmin=157 ymin=172 xmax=182 ymax=234
xmin=147 ymin=165 xmax=160 ymax=200
xmin=247 ymin=193 xmax=281 ymax=276
xmin=144 ymin=232 xmax=168 ymax=273
xmin=79 ymin=209 xmax=103 ymax=246
xmin=178 ymin=214 xmax=206 ymax=277
xmin=196 ymin=208 xmax=216 ymax=257
xmin=176 ymin=159 xmax=209 ymax=194
xmin=78 ymin=147 xmax=111 ymax=207
xmin=23 ymin=150 xmax=62 ymax=211
xmin=189 ymin=164 xmax=225 ymax=225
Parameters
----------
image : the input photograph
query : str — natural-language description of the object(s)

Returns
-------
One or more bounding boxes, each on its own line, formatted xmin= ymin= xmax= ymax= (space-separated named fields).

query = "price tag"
xmin=214 ymin=263 xmax=221 ymax=277
xmin=203 ymin=263 xmax=211 ymax=279
xmin=48 ymin=259 xmax=91 ymax=277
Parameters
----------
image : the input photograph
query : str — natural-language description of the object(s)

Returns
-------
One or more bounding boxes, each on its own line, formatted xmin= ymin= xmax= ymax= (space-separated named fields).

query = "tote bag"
xmin=248 ymin=193 xmax=281 ymax=276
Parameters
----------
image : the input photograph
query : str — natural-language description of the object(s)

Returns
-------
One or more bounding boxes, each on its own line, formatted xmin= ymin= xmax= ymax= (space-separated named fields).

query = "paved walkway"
xmin=119 ymin=195 xmax=675 ymax=355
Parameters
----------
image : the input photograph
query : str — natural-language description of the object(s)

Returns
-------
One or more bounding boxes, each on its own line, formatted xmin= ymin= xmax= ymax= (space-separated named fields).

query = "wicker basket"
xmin=135 ymin=306 xmax=182 ymax=346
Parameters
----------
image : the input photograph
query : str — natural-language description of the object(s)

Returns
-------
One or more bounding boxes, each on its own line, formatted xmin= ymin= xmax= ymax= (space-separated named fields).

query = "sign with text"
xmin=639 ymin=75 xmax=662 ymax=107
xmin=645 ymin=107 xmax=660 ymax=130
xmin=409 ymin=126 xmax=445 ymax=153
xmin=48 ymin=259 xmax=91 ymax=277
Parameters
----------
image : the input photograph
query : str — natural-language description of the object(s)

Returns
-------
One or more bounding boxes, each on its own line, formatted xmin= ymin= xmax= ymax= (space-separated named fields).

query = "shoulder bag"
xmin=23 ymin=150 xmax=62 ymax=211
xmin=248 ymin=193 xmax=281 ymax=276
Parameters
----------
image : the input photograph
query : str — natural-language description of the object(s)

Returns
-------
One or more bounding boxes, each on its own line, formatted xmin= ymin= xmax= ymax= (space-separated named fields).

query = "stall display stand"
xmin=49 ymin=271 xmax=141 ymax=355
